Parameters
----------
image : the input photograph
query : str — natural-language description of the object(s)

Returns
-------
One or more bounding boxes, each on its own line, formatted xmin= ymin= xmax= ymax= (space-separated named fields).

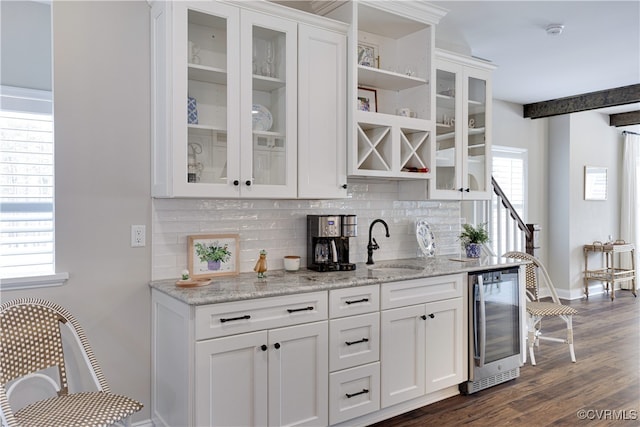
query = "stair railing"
xmin=490 ymin=176 xmax=538 ymax=257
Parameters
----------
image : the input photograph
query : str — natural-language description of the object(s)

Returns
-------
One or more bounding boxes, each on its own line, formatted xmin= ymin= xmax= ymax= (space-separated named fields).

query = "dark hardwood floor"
xmin=371 ymin=290 xmax=639 ymax=427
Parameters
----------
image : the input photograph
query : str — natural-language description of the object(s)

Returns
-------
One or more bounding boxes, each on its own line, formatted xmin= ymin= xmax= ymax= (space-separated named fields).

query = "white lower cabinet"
xmin=380 ymin=304 xmax=426 ymax=407
xmin=268 ymin=322 xmax=329 ymax=427
xmin=328 ymin=286 xmax=381 ymax=425
xmin=195 ymin=321 xmax=328 ymax=427
xmin=424 ymin=298 xmax=464 ymax=394
xmin=380 ymin=275 xmax=466 ymax=408
xmin=152 ymin=290 xmax=328 ymax=427
xmin=329 ymin=362 xmax=380 ymax=425
xmin=195 ymin=331 xmax=268 ymax=426
xmin=152 ymin=276 xmax=467 ymax=427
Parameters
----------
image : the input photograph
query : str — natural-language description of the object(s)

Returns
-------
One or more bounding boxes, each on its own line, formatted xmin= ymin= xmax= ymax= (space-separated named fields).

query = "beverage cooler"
xmin=460 ymin=266 xmax=523 ymax=394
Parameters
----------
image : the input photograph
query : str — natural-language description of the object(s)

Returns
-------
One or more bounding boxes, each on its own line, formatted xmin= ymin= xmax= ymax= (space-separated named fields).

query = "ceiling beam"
xmin=523 ymin=84 xmax=640 ymax=119
xmin=610 ymin=110 xmax=640 ymax=127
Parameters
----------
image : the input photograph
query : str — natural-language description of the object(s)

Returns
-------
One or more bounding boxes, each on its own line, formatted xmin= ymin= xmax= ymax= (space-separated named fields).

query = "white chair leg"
xmin=566 ymin=316 xmax=576 ymax=363
xmin=528 ymin=316 xmax=537 ymax=366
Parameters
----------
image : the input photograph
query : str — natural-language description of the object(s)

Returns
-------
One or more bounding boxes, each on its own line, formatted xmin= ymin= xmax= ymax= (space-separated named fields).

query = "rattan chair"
xmin=0 ymin=298 xmax=142 ymax=427
xmin=503 ymin=252 xmax=577 ymax=366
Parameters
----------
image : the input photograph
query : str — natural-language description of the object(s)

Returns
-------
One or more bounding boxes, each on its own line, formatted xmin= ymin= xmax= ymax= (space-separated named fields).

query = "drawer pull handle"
xmin=220 ymin=314 xmax=250 ymax=323
xmin=345 ymin=338 xmax=369 ymax=346
xmin=346 ymin=389 xmax=369 ymax=398
xmin=274 ymin=343 xmax=281 ymax=349
xmin=287 ymin=306 xmax=313 ymax=313
xmin=261 ymin=345 xmax=268 ymax=351
xmin=345 ymin=298 xmax=369 ymax=305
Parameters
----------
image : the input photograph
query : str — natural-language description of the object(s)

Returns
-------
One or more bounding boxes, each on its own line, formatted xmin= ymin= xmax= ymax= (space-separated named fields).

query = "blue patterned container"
xmin=188 ymin=96 xmax=198 ymax=124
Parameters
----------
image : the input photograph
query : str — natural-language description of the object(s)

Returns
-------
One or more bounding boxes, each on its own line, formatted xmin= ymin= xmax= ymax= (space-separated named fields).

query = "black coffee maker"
xmin=307 ymin=215 xmax=357 ymax=272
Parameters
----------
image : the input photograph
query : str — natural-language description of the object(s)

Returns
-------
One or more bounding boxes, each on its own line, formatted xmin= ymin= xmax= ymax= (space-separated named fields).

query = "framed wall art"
xmin=357 ymin=87 xmax=377 ymax=112
xmin=357 ymin=42 xmax=378 ymax=68
xmin=188 ymin=234 xmax=239 ymax=278
xmin=584 ymin=166 xmax=607 ymax=201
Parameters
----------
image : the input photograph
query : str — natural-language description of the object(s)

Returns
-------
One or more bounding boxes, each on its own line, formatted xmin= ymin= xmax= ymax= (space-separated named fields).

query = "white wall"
xmin=548 ymin=111 xmax=622 ymax=299
xmin=3 ymin=2 xmax=152 ymax=423
xmin=492 ymin=99 xmax=548 ymax=261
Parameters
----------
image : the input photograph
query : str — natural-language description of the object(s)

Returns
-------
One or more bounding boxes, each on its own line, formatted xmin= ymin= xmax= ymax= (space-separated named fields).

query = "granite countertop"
xmin=150 ymin=256 xmax=527 ymax=306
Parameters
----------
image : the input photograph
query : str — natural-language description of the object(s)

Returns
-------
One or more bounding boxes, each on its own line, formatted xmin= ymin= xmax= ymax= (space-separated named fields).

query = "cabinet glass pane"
xmin=251 ymin=26 xmax=287 ymax=186
xmin=435 ymin=69 xmax=457 ymax=190
xmin=468 ymin=76 xmax=486 ymax=192
xmin=187 ymin=10 xmax=228 ymax=185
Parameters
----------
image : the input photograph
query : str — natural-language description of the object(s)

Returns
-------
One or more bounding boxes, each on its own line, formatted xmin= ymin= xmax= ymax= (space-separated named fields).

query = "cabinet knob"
xmin=261 ymin=344 xmax=268 ymax=351
xmin=465 ymin=188 xmax=470 ymax=193
xmin=233 ymin=180 xmax=239 ymax=186
xmin=421 ymin=315 xmax=427 ymax=320
xmin=274 ymin=342 xmax=281 ymax=349
xmin=429 ymin=313 xmax=435 ymax=319
xmin=458 ymin=188 xmax=464 ymax=192
xmin=245 ymin=180 xmax=252 ymax=186
xmin=342 ymin=184 xmax=348 ymax=189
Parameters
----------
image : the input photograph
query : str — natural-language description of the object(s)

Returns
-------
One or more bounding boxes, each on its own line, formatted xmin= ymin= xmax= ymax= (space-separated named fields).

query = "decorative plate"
xmin=252 ymin=104 xmax=273 ymax=131
xmin=416 ymin=219 xmax=436 ymax=257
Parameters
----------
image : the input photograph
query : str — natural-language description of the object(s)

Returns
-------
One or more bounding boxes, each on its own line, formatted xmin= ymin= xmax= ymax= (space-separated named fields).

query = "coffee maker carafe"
xmin=307 ymin=215 xmax=357 ymax=272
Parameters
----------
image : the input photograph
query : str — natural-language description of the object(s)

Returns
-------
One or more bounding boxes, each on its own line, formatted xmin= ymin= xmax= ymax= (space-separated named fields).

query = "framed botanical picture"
xmin=188 ymin=234 xmax=239 ymax=279
xmin=357 ymin=87 xmax=377 ymax=112
xmin=357 ymin=42 xmax=378 ymax=68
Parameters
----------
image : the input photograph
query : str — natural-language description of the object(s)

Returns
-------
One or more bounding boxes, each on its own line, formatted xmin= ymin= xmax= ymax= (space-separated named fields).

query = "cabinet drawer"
xmin=381 ymin=274 xmax=463 ymax=310
xmin=195 ymin=291 xmax=328 ymax=340
xmin=329 ymin=362 xmax=380 ymax=425
xmin=330 ymin=312 xmax=379 ymax=372
xmin=329 ymin=285 xmax=380 ymax=318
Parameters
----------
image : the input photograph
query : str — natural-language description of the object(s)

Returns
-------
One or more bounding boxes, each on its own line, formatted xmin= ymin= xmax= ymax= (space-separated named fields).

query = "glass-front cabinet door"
xmin=169 ymin=2 xmax=240 ymax=198
xmin=434 ymin=64 xmax=460 ymax=193
xmin=240 ymin=11 xmax=297 ymax=198
xmin=464 ymin=71 xmax=490 ymax=197
xmin=431 ymin=51 xmax=493 ymax=200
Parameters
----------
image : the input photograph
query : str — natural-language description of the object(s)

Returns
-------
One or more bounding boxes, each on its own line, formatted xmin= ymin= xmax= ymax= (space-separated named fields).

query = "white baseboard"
xmin=556 ymin=282 xmax=636 ymax=301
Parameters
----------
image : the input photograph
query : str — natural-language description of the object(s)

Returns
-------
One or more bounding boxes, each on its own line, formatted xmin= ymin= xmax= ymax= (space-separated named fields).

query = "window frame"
xmin=1 ymin=85 xmax=68 ymax=290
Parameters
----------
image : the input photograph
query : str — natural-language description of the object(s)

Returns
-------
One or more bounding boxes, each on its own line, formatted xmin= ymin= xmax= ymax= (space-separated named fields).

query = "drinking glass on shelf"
xmin=265 ymin=40 xmax=274 ymax=77
xmin=252 ymin=38 xmax=258 ymax=75
xmin=189 ymin=41 xmax=201 ymax=65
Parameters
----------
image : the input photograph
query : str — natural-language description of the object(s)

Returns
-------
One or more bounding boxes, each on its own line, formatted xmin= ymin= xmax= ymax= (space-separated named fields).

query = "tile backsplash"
xmin=152 ymin=181 xmax=462 ymax=280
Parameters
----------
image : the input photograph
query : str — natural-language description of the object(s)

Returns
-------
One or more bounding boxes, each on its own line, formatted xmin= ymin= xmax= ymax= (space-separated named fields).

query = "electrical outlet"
xmin=131 ymin=225 xmax=146 ymax=247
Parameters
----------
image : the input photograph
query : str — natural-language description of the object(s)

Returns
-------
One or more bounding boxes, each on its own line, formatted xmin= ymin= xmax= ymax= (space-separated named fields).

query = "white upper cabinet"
xmin=151 ymin=1 xmax=347 ymax=199
xmin=430 ymin=49 xmax=495 ymax=200
xmin=297 ymin=23 xmax=348 ymax=199
xmin=152 ymin=1 xmax=297 ymax=198
xmin=324 ymin=1 xmax=446 ymax=180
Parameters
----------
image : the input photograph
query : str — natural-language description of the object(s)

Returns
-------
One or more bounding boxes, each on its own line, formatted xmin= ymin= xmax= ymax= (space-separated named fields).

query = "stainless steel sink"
xmin=367 ymin=264 xmax=423 ymax=274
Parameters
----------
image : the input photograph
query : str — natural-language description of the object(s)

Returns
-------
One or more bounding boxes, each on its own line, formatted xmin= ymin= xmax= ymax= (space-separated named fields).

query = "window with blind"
xmin=490 ymin=146 xmax=527 ymax=255
xmin=0 ymin=86 xmax=55 ymax=279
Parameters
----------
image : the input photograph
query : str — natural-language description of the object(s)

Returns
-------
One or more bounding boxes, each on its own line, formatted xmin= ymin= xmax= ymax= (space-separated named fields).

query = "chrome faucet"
xmin=366 ymin=219 xmax=390 ymax=265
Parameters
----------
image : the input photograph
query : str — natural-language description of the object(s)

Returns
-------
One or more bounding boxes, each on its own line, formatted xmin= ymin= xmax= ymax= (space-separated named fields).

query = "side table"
xmin=583 ymin=241 xmax=636 ymax=301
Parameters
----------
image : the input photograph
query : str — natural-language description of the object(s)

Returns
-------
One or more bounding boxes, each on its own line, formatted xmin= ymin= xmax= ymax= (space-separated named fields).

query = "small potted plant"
xmin=459 ymin=223 xmax=489 ymax=258
xmin=194 ymin=241 xmax=232 ymax=271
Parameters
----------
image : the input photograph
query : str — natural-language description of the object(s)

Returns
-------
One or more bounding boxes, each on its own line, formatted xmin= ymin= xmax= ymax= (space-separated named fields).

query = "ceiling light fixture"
xmin=545 ymin=24 xmax=565 ymax=36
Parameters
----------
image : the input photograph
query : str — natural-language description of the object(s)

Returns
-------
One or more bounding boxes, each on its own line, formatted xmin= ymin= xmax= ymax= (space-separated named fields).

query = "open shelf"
xmin=358 ymin=65 xmax=427 ymax=91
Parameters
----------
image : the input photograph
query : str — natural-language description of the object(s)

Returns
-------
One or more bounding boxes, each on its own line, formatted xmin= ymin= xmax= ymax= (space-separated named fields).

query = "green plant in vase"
xmin=459 ymin=223 xmax=489 ymax=258
xmin=195 ymin=241 xmax=232 ymax=271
